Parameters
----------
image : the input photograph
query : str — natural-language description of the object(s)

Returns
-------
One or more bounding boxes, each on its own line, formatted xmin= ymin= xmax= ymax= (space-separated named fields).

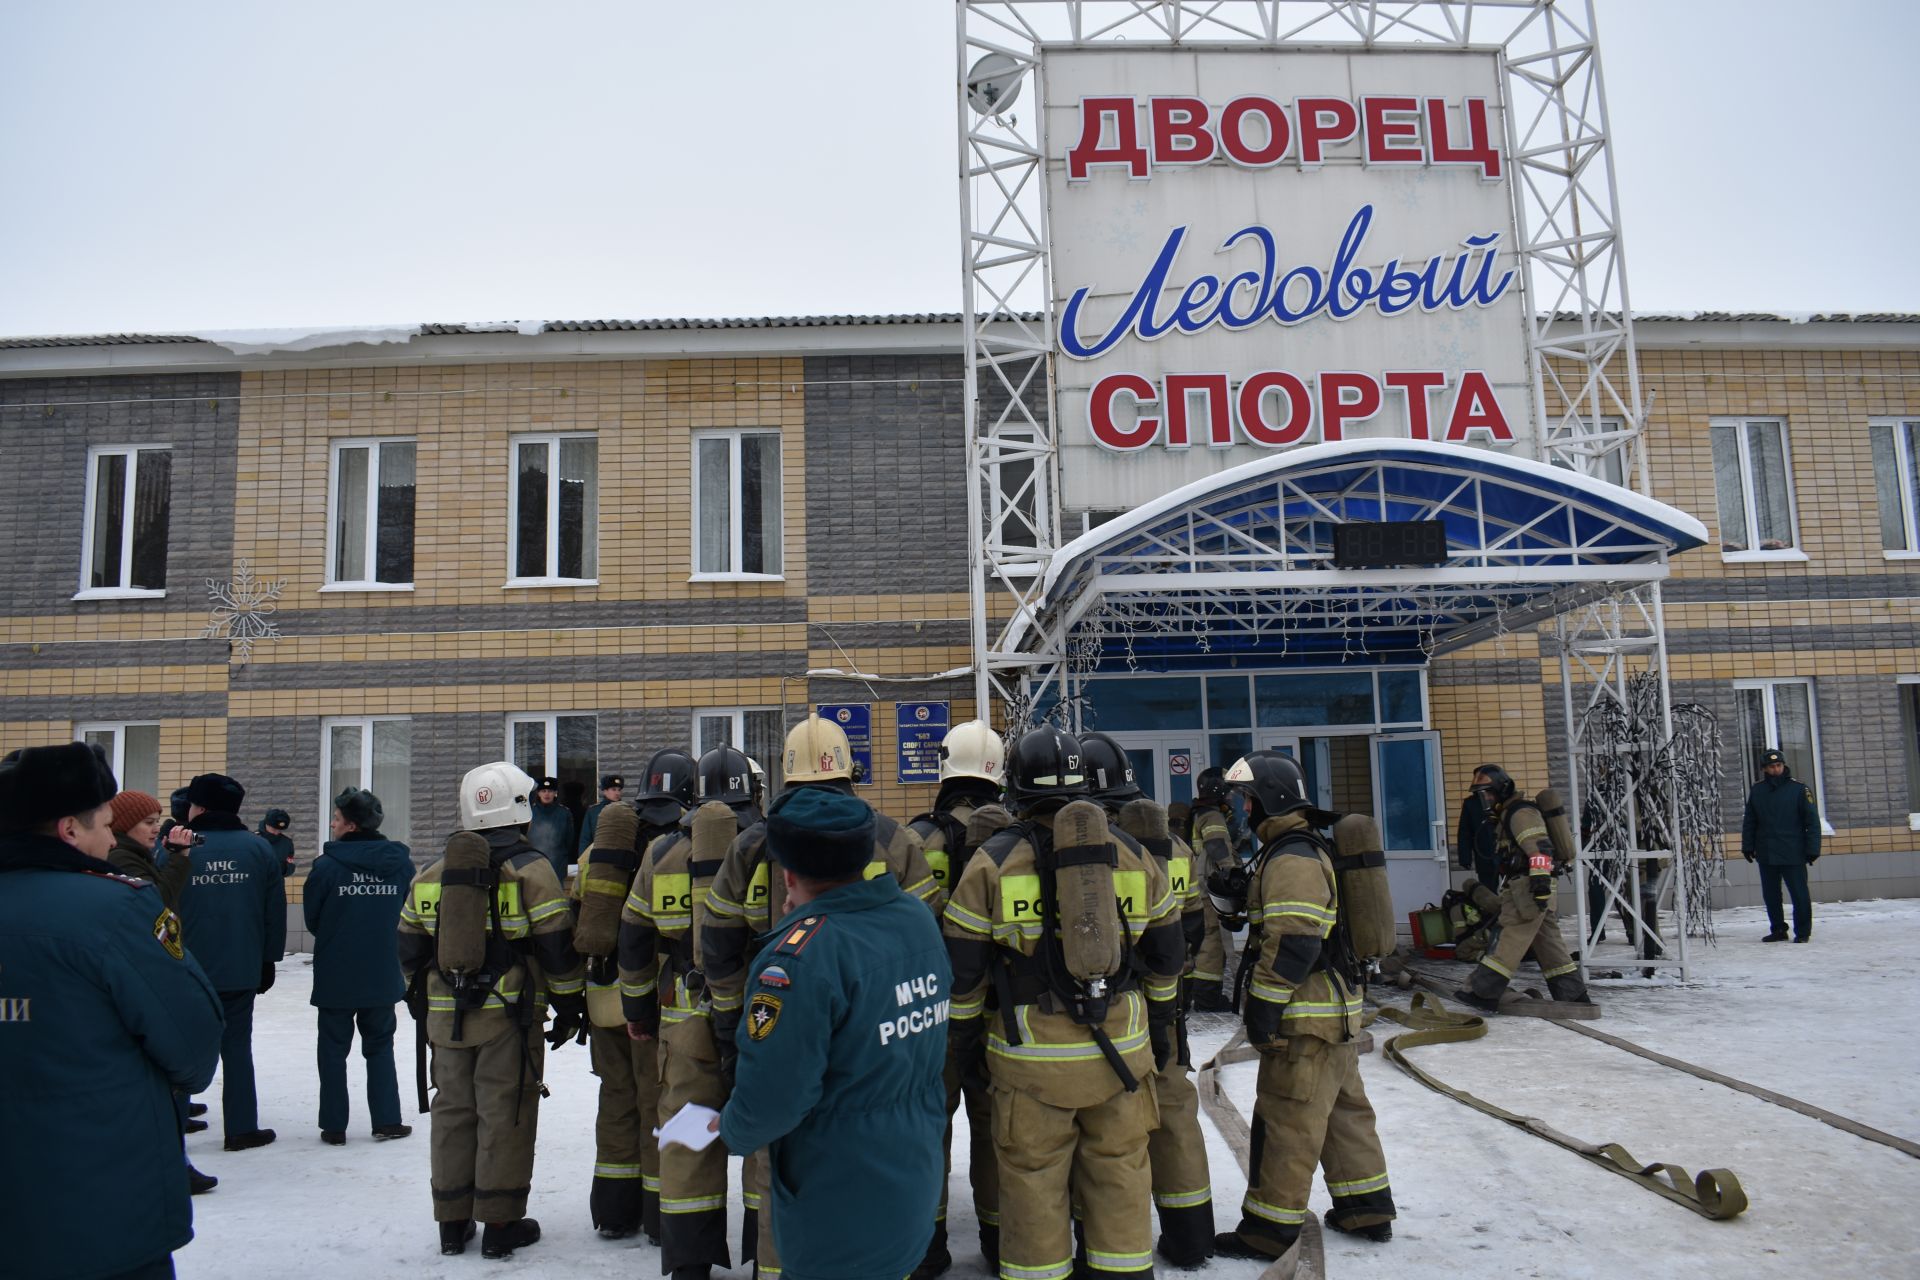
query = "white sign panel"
xmin=1043 ymin=47 xmax=1535 ymax=510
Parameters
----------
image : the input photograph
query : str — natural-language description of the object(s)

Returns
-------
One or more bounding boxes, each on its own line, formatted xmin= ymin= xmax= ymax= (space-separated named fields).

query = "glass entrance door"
xmin=1370 ymin=730 xmax=1447 ymax=920
xmin=1110 ymin=734 xmax=1201 ymax=806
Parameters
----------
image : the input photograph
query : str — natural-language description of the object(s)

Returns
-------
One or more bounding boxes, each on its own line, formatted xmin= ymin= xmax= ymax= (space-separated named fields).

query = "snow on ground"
xmin=177 ymin=900 xmax=1920 ymax=1278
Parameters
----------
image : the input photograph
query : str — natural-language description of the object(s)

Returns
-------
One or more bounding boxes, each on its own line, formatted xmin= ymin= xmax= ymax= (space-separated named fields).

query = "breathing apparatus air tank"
xmin=1533 ymin=786 xmax=1578 ymax=873
xmin=1049 ymin=799 xmax=1124 ymax=987
xmin=573 ymin=801 xmax=639 ymax=959
xmin=1329 ymin=813 xmax=1396 ymax=961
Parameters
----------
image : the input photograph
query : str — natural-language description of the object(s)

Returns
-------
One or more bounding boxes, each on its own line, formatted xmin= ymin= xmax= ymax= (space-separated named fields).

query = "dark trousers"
xmin=317 ymin=1005 xmax=403 ymax=1133
xmin=218 ymin=989 xmax=259 ymax=1138
xmin=101 ymin=1257 xmax=175 ymax=1279
xmin=1759 ymin=861 xmax=1813 ymax=939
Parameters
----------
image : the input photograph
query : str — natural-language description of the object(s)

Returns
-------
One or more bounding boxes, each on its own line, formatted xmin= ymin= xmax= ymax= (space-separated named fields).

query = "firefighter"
xmin=1455 ymin=765 xmax=1590 ymax=1010
xmin=704 ymin=714 xmax=942 ymax=1279
xmin=944 ymin=726 xmax=1186 ymax=1280
xmin=1080 ymin=731 xmax=1216 ymax=1269
xmin=1186 ymin=767 xmax=1237 ymax=1011
xmin=398 ymin=761 xmax=586 ymax=1260
xmin=618 ymin=746 xmax=756 ymax=1280
xmin=1214 ymin=751 xmax=1394 ymax=1260
xmin=907 ymin=719 xmax=1012 ymax=1276
xmin=576 ymin=747 xmax=696 ymax=1241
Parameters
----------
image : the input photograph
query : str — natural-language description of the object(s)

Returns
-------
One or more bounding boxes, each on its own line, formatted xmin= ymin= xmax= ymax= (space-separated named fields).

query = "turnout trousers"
xmin=1468 ymin=880 xmax=1587 ymax=1003
xmin=588 ymin=1022 xmax=661 ymax=1237
xmin=742 ymin=1147 xmax=784 ymax=1278
xmin=995 ymin=1081 xmax=1158 ymax=1279
xmin=1192 ymin=897 xmax=1228 ymax=992
xmin=658 ymin=1012 xmax=731 ymax=1272
xmin=429 ymin=1022 xmax=544 ymax=1224
xmin=1145 ymin=1030 xmax=1215 ymax=1263
xmin=939 ymin=1053 xmax=1000 ymax=1259
xmin=1234 ymin=1038 xmax=1393 ymax=1255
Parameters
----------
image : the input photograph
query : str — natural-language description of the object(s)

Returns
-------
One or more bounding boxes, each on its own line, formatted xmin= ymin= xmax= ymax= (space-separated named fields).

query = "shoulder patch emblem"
xmin=747 ymin=993 xmax=783 ymax=1040
xmin=154 ymin=908 xmax=185 ymax=960
xmin=758 ymin=965 xmax=791 ymax=989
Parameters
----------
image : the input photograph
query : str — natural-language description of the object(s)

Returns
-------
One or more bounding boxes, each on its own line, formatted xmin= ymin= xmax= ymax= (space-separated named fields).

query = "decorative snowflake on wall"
xmin=202 ymin=559 xmax=285 ymax=660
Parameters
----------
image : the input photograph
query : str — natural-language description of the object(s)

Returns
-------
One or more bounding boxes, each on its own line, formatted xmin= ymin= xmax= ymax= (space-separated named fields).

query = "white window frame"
xmin=1899 ymin=676 xmax=1920 ymax=830
xmin=75 ymin=721 xmax=161 ymax=796
xmin=507 ymin=432 xmax=599 ymax=588
xmin=690 ymin=428 xmax=784 ymax=582
xmin=1732 ymin=678 xmax=1833 ymax=836
xmin=1711 ymin=416 xmax=1806 ymax=563
xmin=504 ymin=712 xmax=599 ymax=778
xmin=323 ymin=436 xmax=417 ymax=592
xmin=76 ymin=444 xmax=171 ymax=600
xmin=1870 ymin=418 xmax=1920 ymax=561
xmin=320 ymin=715 xmax=412 ymax=843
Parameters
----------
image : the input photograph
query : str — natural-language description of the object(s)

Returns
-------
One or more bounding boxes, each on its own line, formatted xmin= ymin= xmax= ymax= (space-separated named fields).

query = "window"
xmin=322 ymin=717 xmax=412 ymax=845
xmin=693 ymin=707 xmax=785 ymax=793
xmin=510 ymin=434 xmax=598 ymax=584
xmin=1710 ymin=417 xmax=1799 ymax=556
xmin=989 ymin=431 xmax=1047 ymax=566
xmin=1550 ymin=416 xmax=1628 ymax=488
xmin=1870 ymin=419 xmax=1920 ymax=556
xmin=79 ymin=445 xmax=172 ymax=596
xmin=76 ymin=722 xmax=160 ymax=797
xmin=327 ymin=438 xmax=416 ymax=588
xmin=507 ymin=713 xmax=598 ymax=804
xmin=1900 ymin=679 xmax=1920 ymax=821
xmin=693 ymin=430 xmax=782 ymax=577
xmin=1733 ymin=679 xmax=1830 ymax=833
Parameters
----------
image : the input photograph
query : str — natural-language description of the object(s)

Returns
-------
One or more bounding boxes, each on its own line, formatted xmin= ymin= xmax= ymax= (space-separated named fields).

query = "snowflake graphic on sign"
xmin=202 ymin=559 xmax=284 ymax=660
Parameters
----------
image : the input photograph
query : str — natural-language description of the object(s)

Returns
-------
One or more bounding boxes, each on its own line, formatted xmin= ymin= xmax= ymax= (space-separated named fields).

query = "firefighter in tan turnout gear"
xmin=907 ymin=719 xmax=1012 ymax=1276
xmin=1213 ymin=751 xmax=1395 ymax=1260
xmin=943 ymin=726 xmax=1187 ymax=1280
xmin=1079 ymin=731 xmax=1217 ymax=1269
xmin=703 ymin=713 xmax=942 ymax=1280
xmin=574 ymin=747 xmax=696 ymax=1242
xmin=1185 ymin=767 xmax=1238 ymax=1011
xmin=617 ymin=745 xmax=759 ymax=1280
xmin=398 ymin=761 xmax=586 ymax=1260
xmin=1454 ymin=764 xmax=1591 ymax=1011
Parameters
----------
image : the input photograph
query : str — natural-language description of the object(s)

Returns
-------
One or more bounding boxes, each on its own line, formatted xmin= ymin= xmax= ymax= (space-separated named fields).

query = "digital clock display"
xmin=1332 ymin=521 xmax=1449 ymax=568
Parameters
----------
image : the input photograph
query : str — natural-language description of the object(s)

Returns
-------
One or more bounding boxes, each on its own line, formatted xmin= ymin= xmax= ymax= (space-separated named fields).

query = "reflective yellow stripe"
xmin=547 ymin=974 xmax=584 ymax=995
xmin=619 ymin=978 xmax=657 ymax=997
xmin=944 ymin=901 xmax=992 ymax=934
xmin=1543 ymin=961 xmax=1578 ymax=978
xmin=1243 ymin=1195 xmax=1307 ymax=1225
xmin=1327 ymin=1171 xmax=1390 ymax=1195
xmin=1000 ymin=1260 xmax=1073 ymax=1280
xmin=595 ymin=1162 xmax=642 ymax=1179
xmin=1247 ymin=980 xmax=1293 ymax=1005
xmin=660 ymin=1195 xmax=726 ymax=1214
xmin=863 ymin=860 xmax=889 ymax=881
xmin=583 ymin=878 xmax=627 ymax=898
xmin=1481 ymin=955 xmax=1514 ymax=978
xmin=527 ymin=897 xmax=570 ymax=923
xmin=1086 ymin=1247 xmax=1154 ymax=1270
xmin=1153 ymin=1187 xmax=1212 ymax=1209
xmin=987 ymin=1025 xmax=1149 ymax=1064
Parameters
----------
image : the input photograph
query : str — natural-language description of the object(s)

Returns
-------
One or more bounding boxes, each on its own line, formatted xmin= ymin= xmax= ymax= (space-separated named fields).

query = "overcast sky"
xmin=1 ymin=0 xmax=1914 ymax=336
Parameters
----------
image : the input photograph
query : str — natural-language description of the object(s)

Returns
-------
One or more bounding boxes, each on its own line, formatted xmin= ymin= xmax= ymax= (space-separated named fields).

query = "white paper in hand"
xmin=654 ymin=1102 xmax=722 ymax=1152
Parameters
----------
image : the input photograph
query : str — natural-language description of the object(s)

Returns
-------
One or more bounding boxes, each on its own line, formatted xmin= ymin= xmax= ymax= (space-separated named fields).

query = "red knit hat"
xmin=109 ymin=790 xmax=162 ymax=835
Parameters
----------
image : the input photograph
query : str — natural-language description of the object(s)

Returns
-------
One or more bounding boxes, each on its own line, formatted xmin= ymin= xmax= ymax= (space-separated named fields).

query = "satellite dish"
xmin=966 ymin=52 xmax=1024 ymax=116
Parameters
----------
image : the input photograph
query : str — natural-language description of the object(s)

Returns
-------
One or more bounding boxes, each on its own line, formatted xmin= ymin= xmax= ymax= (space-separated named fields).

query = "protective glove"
xmin=717 ymin=1043 xmax=738 ymax=1096
xmin=257 ymin=962 xmax=276 ymax=995
xmin=544 ymin=993 xmax=586 ymax=1049
xmin=1149 ymin=1018 xmax=1174 ymax=1071
xmin=1743 ymin=850 xmax=1755 ymax=863
xmin=1244 ymin=993 xmax=1283 ymax=1047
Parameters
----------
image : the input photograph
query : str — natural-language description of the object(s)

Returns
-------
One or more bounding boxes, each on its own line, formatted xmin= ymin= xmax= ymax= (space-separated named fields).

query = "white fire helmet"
xmin=459 ymin=761 xmax=537 ymax=831
xmin=784 ymin=714 xmax=852 ymax=784
xmin=745 ymin=756 xmax=766 ymax=801
xmin=939 ymin=719 xmax=1005 ymax=786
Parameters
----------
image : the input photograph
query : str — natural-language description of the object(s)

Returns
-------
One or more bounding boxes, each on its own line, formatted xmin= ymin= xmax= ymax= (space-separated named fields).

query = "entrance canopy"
xmin=1010 ymin=440 xmax=1707 ymax=670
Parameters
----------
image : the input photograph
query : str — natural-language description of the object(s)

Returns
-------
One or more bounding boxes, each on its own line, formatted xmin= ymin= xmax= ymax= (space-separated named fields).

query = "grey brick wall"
xmin=0 ymin=373 xmax=239 ymax=616
xmin=803 ymin=354 xmax=969 ymax=596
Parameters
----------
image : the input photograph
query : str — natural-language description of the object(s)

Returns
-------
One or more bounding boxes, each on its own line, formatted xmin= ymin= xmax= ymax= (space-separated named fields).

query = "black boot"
xmin=1763 ymin=928 xmax=1789 ymax=942
xmin=224 ymin=1128 xmax=277 ymax=1151
xmin=439 ymin=1220 xmax=477 ymax=1256
xmin=1191 ymin=983 xmax=1234 ymax=1012
xmin=910 ymin=1221 xmax=952 ymax=1279
xmin=1324 ymin=1209 xmax=1393 ymax=1243
xmin=373 ymin=1123 xmax=413 ymax=1141
xmin=481 ymin=1218 xmax=541 ymax=1259
xmin=979 ymin=1223 xmax=1000 ymax=1273
xmin=187 ymin=1163 xmax=218 ymax=1195
xmin=187 ymin=1101 xmax=209 ymax=1118
xmin=1452 ymin=987 xmax=1502 ymax=1013
xmin=1155 ymin=1202 xmax=1216 ymax=1269
xmin=1546 ymin=974 xmax=1592 ymax=1004
xmin=184 ymin=1118 xmax=208 ymax=1134
xmin=590 ymin=1175 xmax=643 ymax=1240
xmin=669 ymin=1270 xmax=712 ymax=1280
xmin=1213 ymin=1228 xmax=1293 ymax=1260
xmin=320 ymin=1130 xmax=346 ymax=1146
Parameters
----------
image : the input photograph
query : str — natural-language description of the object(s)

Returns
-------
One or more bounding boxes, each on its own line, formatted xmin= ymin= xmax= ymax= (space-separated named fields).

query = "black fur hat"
xmin=186 ymin=773 xmax=246 ymax=814
xmin=332 ymin=788 xmax=383 ymax=831
xmin=0 ymin=742 xmax=119 ymax=832
xmin=765 ymin=786 xmax=875 ymax=881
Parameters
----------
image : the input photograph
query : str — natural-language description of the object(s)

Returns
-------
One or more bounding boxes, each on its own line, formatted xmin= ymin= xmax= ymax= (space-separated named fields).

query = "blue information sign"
xmin=896 ymin=701 xmax=951 ymax=785
xmin=815 ymin=703 xmax=873 ymax=785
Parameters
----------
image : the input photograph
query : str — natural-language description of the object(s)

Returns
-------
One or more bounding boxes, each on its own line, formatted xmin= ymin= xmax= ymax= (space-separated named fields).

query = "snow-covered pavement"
xmin=176 ymin=900 xmax=1920 ymax=1278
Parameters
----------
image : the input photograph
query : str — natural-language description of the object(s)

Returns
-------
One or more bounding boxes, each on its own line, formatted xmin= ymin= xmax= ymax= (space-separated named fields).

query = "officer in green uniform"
xmin=716 ymin=786 xmax=950 ymax=1280
xmin=907 ymin=718 xmax=1011 ymax=1277
xmin=1742 ymin=747 xmax=1821 ymax=943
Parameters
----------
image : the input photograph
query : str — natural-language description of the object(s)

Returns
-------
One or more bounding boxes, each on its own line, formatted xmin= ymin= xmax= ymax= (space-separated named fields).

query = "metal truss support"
xmin=1558 ymin=582 xmax=1691 ymax=981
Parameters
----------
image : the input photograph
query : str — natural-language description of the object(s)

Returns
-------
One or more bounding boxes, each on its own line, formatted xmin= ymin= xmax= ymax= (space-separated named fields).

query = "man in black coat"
xmin=1741 ymin=748 xmax=1821 ymax=943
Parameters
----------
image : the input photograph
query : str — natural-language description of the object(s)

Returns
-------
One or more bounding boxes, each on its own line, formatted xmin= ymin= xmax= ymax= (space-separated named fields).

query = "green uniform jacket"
xmin=108 ymin=830 xmax=189 ymax=912
xmin=1742 ymin=768 xmax=1821 ymax=866
xmin=718 ymin=875 xmax=950 ymax=1280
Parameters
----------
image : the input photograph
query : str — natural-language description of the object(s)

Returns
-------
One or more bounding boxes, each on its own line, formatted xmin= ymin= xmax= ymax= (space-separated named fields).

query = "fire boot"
xmin=481 ymin=1218 xmax=542 ymax=1259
